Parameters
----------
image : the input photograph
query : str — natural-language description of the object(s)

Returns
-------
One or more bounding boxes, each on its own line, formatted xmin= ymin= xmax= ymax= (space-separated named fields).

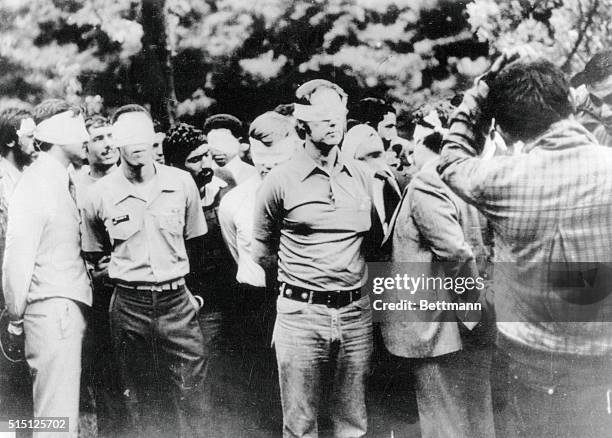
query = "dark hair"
xmin=422 ymin=131 xmax=444 ymax=154
xmin=249 ymin=112 xmax=296 ymax=146
xmin=202 ymin=114 xmax=243 ymax=139
xmin=0 ymin=107 xmax=33 ymax=157
xmin=486 ymin=60 xmax=571 ymax=140
xmin=273 ymin=103 xmax=294 ymax=117
xmin=32 ymin=99 xmax=76 ymax=124
xmin=110 ymin=104 xmax=150 ymax=124
xmin=85 ymin=114 xmax=110 ymax=132
xmin=572 ymin=50 xmax=612 ymax=87
xmin=295 ymin=119 xmax=311 ymax=140
xmin=163 ymin=123 xmax=204 ymax=168
xmin=32 ymin=99 xmax=81 ymax=151
xmin=353 ymin=97 xmax=395 ymax=127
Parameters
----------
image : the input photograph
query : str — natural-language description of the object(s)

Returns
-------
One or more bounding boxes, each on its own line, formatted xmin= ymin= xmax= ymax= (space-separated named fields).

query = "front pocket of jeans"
xmin=276 ymin=296 xmax=306 ymax=315
xmin=352 ymin=295 xmax=371 ymax=310
xmin=58 ymin=303 xmax=74 ymax=340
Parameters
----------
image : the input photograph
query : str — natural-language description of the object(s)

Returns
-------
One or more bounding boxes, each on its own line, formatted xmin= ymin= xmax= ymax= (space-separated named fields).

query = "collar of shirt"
xmin=293 ymin=146 xmax=352 ymax=182
xmin=36 ymin=152 xmax=70 ymax=187
xmin=523 ymin=118 xmax=599 ymax=154
xmin=111 ymin=162 xmax=181 ymax=205
xmin=224 ymin=155 xmax=245 ymax=174
xmin=201 ymin=175 xmax=228 ymax=207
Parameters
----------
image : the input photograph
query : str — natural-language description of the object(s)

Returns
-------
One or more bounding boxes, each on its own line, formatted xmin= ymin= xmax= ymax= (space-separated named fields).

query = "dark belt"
xmin=115 ymin=277 xmax=185 ymax=292
xmin=279 ymin=283 xmax=361 ymax=309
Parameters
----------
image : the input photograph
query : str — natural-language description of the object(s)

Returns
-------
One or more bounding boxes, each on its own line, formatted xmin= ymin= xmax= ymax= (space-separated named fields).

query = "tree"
xmin=466 ymin=0 xmax=612 ymax=74
xmin=0 ymin=0 xmax=142 ymax=105
xmin=0 ymin=0 xmax=493 ymax=129
xmin=141 ymin=0 xmax=177 ymax=129
xmin=170 ymin=0 xmax=490 ymax=129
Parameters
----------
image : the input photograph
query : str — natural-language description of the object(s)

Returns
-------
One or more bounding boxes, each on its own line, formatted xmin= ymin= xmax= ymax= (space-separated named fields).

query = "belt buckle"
xmin=151 ymin=284 xmax=163 ymax=292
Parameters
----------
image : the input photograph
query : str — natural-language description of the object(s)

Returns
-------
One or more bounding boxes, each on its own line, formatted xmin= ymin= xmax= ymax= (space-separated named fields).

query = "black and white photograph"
xmin=1 ymin=0 xmax=612 ymax=437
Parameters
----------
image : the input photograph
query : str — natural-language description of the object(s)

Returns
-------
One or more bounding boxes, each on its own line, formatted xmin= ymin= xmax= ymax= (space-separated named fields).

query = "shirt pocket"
xmin=155 ymin=209 xmax=185 ymax=235
xmin=154 ymin=209 xmax=185 ymax=254
xmin=107 ymin=219 xmax=139 ymax=243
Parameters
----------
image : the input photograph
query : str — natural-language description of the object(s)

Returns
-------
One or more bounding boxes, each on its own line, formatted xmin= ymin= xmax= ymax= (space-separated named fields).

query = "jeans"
xmin=110 ymin=284 xmax=206 ymax=438
xmin=273 ymin=294 xmax=373 ymax=438
xmin=24 ymin=298 xmax=86 ymax=438
xmin=495 ymin=335 xmax=612 ymax=438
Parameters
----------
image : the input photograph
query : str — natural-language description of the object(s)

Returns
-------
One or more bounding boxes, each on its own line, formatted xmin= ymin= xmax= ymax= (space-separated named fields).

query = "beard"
xmin=14 ymin=146 xmax=34 ymax=168
xmin=194 ymin=167 xmax=214 ymax=190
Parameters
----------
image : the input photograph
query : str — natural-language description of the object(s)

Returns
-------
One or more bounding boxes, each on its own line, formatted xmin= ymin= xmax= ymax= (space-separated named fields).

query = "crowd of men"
xmin=0 ymin=47 xmax=612 ymax=438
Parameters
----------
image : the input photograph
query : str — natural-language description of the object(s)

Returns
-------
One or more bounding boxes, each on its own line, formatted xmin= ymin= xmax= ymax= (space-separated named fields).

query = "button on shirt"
xmin=219 ymin=175 xmax=266 ymax=288
xmin=2 ymin=152 xmax=92 ymax=319
xmin=80 ymin=163 xmax=207 ymax=283
xmin=252 ymin=148 xmax=374 ymax=291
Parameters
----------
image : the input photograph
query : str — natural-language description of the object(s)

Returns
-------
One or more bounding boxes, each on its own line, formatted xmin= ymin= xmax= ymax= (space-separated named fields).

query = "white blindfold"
xmin=293 ymin=103 xmax=347 ymax=122
xmin=207 ymin=128 xmax=240 ymax=156
xmin=34 ymin=111 xmax=89 ymax=145
xmin=250 ymin=137 xmax=296 ymax=166
xmin=16 ymin=118 xmax=36 ymax=138
xmin=111 ymin=112 xmax=155 ymax=147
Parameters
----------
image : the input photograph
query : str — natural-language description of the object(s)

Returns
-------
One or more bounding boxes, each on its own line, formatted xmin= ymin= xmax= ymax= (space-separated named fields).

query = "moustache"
xmin=194 ymin=167 xmax=214 ymax=188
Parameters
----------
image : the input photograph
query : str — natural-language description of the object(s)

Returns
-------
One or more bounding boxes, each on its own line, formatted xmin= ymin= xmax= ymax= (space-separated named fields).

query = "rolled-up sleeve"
xmin=2 ymin=181 xmax=45 ymax=319
xmin=252 ymin=172 xmax=282 ymax=271
xmin=80 ymin=186 xmax=108 ymax=254
xmin=218 ymin=193 xmax=239 ymax=263
xmin=437 ymin=81 xmax=493 ymax=204
xmin=183 ymin=175 xmax=207 ymax=240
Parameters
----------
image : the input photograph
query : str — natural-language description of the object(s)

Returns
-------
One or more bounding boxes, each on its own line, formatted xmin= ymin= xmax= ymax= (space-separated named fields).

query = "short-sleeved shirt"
xmin=81 ymin=163 xmax=207 ymax=283
xmin=252 ymin=147 xmax=374 ymax=291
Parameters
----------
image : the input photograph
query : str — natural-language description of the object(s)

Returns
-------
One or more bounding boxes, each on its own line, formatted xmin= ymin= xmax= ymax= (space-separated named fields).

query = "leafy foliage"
xmin=5 ymin=1 xmax=604 ymax=130
xmin=466 ymin=0 xmax=612 ymax=73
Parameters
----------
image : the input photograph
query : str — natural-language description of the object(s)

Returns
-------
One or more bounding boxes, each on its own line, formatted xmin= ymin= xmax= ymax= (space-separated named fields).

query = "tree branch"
xmin=562 ymin=0 xmax=599 ymax=72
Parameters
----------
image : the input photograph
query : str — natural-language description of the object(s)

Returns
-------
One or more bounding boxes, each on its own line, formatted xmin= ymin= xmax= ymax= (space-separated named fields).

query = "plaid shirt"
xmin=438 ymin=81 xmax=612 ymax=356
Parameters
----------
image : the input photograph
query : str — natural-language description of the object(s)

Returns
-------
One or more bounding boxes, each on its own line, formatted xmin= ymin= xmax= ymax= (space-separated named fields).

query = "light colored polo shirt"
xmin=252 ymin=147 xmax=374 ymax=291
xmin=81 ymin=163 xmax=207 ymax=283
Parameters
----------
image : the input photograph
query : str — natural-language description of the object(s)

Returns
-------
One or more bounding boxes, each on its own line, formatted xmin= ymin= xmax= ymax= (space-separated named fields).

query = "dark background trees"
xmin=1 ymin=0 xmax=610 ymax=132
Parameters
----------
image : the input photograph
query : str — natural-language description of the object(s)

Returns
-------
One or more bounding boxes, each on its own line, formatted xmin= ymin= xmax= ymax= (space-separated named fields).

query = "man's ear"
xmin=6 ymin=140 xmax=16 ymax=149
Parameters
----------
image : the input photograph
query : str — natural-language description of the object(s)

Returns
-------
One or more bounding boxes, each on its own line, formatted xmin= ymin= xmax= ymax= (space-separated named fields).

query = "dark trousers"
xmin=495 ymin=335 xmax=612 ymax=438
xmin=198 ymin=283 xmax=277 ymax=436
xmin=0 ymin=354 xmax=32 ymax=438
xmin=411 ymin=344 xmax=495 ymax=438
xmin=110 ymin=285 xmax=206 ymax=438
xmin=81 ymin=284 xmax=128 ymax=437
